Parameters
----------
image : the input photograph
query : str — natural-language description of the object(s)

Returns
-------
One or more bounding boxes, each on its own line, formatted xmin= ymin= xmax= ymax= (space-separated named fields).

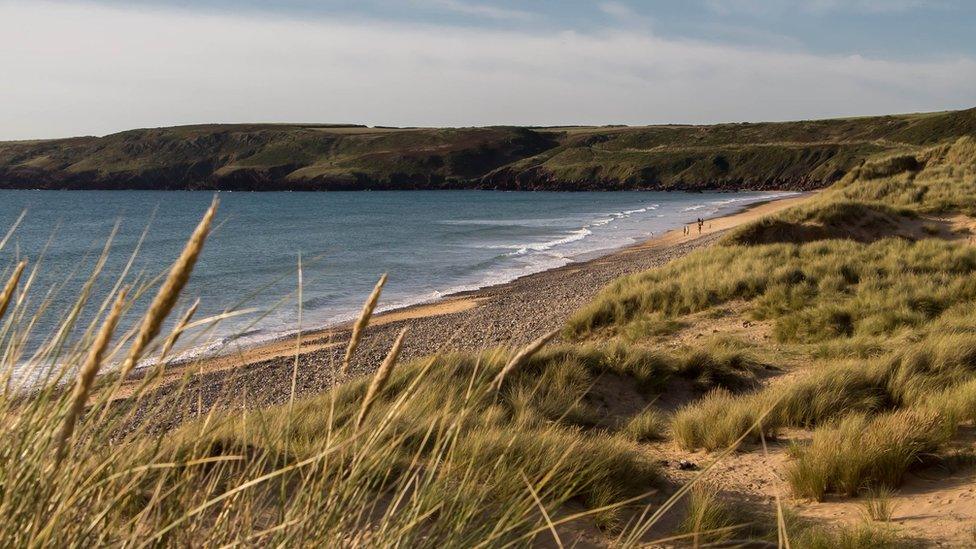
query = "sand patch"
xmin=630 ymin=194 xmax=813 ymax=251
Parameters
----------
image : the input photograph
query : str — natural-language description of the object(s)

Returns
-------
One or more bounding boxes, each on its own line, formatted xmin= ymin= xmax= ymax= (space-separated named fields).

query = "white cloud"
xmin=0 ymin=1 xmax=973 ymax=139
xmin=598 ymin=1 xmax=653 ymax=28
xmin=599 ymin=1 xmax=635 ymax=19
xmin=803 ymin=0 xmax=932 ymax=13
xmin=707 ymin=0 xmax=940 ymax=15
xmin=422 ymin=0 xmax=534 ymax=21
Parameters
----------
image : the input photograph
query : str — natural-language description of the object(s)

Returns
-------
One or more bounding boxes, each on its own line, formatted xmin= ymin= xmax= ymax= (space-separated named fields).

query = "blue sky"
xmin=0 ymin=0 xmax=974 ymax=139
xmin=90 ymin=0 xmax=976 ymax=58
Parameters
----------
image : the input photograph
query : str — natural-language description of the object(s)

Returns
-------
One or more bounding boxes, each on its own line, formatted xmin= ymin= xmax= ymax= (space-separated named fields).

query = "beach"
xmin=125 ymin=193 xmax=810 ymax=427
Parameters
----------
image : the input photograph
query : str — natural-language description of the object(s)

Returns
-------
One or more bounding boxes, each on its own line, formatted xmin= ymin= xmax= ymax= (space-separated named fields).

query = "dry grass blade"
xmin=519 ymin=470 xmax=563 ymax=549
xmin=159 ymin=298 xmax=199 ymax=361
xmin=141 ymin=433 xmax=359 ymax=547
xmin=0 ymin=209 xmax=26 ymax=252
xmin=355 ymin=327 xmax=408 ymax=429
xmin=340 ymin=273 xmax=387 ymax=377
xmin=760 ymin=429 xmax=792 ymax=549
xmin=490 ymin=330 xmax=558 ymax=392
xmin=289 ymin=254 xmax=303 ymax=407
xmin=55 ymin=287 xmax=128 ymax=462
xmin=118 ymin=197 xmax=217 ymax=379
xmin=0 ymin=260 xmax=27 ymax=322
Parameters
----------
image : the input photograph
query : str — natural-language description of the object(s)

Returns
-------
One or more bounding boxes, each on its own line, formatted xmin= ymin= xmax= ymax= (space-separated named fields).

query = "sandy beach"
xmin=128 ymin=193 xmax=810 ymax=427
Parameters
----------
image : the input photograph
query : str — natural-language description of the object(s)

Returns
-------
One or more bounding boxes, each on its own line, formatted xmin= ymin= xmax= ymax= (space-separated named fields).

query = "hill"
xmin=1 ymin=108 xmax=973 ymax=190
xmin=7 ymin=127 xmax=976 ymax=545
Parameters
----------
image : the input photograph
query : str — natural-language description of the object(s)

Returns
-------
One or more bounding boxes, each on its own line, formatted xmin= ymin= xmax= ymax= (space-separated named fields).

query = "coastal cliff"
xmin=1 ymin=107 xmax=973 ymax=191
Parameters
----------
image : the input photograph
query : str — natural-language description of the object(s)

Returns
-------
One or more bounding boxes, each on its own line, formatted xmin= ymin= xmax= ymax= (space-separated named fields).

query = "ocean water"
xmin=0 ymin=190 xmax=797 ymax=361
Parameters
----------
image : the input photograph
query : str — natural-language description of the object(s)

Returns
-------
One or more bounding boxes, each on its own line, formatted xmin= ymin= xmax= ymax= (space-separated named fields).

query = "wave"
xmin=508 ymin=227 xmax=592 ymax=255
xmin=167 ymin=193 xmax=798 ymax=364
xmin=681 ymin=192 xmax=800 ymax=213
xmin=482 ymin=202 xmax=661 ymax=255
xmin=438 ymin=218 xmax=564 ymax=227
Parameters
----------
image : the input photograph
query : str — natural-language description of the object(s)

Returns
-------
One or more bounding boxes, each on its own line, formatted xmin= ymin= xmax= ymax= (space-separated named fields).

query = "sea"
xmin=0 ymin=189 xmax=798 ymax=362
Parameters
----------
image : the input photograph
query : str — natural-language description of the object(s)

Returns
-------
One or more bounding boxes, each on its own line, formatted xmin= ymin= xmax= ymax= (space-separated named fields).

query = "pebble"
xmin=126 ymin=234 xmax=725 ymax=434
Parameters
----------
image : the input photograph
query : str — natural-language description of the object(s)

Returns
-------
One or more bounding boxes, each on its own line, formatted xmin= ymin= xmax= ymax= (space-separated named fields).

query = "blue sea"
xmin=0 ymin=190 xmax=797 ymax=361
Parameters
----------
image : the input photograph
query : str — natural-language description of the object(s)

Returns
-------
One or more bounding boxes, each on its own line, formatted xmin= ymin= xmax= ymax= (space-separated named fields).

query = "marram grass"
xmin=0 ymin=202 xmax=791 ymax=547
xmin=11 ymin=131 xmax=973 ymax=545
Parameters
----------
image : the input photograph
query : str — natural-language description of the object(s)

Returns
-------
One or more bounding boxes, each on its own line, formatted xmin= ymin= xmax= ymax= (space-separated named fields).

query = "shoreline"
xmin=125 ymin=192 xmax=812 ymax=402
xmin=210 ymin=193 xmax=802 ymax=348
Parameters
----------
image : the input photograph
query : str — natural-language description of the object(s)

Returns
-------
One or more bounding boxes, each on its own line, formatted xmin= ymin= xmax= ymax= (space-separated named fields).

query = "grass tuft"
xmin=861 ymin=485 xmax=898 ymax=522
xmin=793 ymin=521 xmax=904 ymax=549
xmin=620 ymin=407 xmax=667 ymax=442
xmin=786 ymin=409 xmax=949 ymax=500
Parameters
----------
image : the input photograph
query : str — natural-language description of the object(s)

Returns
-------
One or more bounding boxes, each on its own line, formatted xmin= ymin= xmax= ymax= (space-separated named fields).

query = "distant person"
xmin=697 ymin=218 xmax=704 ymax=234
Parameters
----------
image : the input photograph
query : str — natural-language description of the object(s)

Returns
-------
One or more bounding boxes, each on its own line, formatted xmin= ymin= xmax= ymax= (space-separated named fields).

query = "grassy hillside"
xmin=3 ymin=121 xmax=976 ymax=546
xmin=1 ymin=108 xmax=973 ymax=190
xmin=0 ymin=125 xmax=557 ymax=190
xmin=558 ymin=135 xmax=976 ymax=543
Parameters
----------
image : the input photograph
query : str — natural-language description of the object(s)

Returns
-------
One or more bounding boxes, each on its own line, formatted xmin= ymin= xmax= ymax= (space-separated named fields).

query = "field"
xmin=1 ymin=118 xmax=976 ymax=546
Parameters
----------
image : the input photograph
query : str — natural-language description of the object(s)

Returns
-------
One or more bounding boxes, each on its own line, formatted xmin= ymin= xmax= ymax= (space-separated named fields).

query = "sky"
xmin=1 ymin=0 xmax=974 ymax=140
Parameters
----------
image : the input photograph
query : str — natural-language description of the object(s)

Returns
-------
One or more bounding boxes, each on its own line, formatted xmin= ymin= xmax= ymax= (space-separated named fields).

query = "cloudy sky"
xmin=1 ymin=0 xmax=974 ymax=139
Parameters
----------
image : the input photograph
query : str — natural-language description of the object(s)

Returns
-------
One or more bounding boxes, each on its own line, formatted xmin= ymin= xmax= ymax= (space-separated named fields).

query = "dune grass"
xmin=568 ymin=236 xmax=976 ymax=344
xmin=620 ymin=407 xmax=667 ymax=442
xmin=1 ymin=331 xmax=673 ymax=545
xmin=786 ymin=409 xmax=949 ymax=500
xmin=722 ymin=199 xmax=916 ymax=246
xmin=861 ymin=485 xmax=898 ymax=522
xmin=676 ymin=483 xmax=765 ymax=545
xmin=833 ymin=136 xmax=976 ymax=214
xmin=792 ymin=521 xmax=904 ymax=549
xmin=561 ymin=138 xmax=976 ymax=520
xmin=6 ymin=128 xmax=976 ymax=545
xmin=671 ymin=329 xmax=976 ymax=452
xmin=0 ymin=202 xmax=788 ymax=546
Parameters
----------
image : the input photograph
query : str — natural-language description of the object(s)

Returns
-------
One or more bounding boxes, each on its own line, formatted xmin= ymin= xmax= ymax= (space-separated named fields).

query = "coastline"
xmin=124 ymin=192 xmax=812 ymax=406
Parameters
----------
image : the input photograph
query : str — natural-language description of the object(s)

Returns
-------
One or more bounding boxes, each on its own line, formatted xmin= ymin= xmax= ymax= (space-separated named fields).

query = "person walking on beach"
xmin=697 ymin=218 xmax=704 ymax=234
